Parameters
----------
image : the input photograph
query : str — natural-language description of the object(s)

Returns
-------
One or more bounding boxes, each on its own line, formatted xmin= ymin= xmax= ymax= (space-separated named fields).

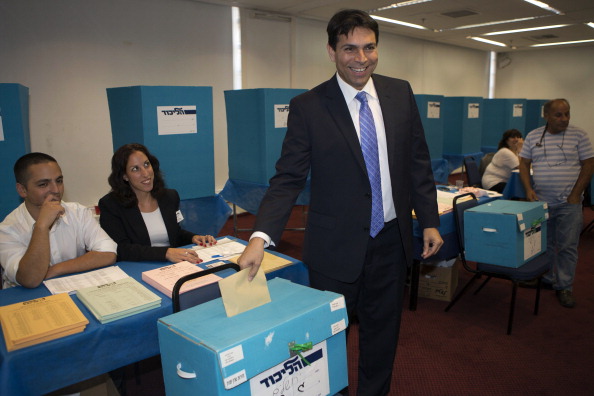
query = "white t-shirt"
xmin=482 ymin=147 xmax=519 ymax=189
xmin=141 ymin=207 xmax=169 ymax=247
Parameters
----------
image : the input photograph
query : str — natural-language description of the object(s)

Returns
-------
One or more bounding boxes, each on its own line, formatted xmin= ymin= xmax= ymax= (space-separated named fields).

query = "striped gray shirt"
xmin=520 ymin=124 xmax=594 ymax=206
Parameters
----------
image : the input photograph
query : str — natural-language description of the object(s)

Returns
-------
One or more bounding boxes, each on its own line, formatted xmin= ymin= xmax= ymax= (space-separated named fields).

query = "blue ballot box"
xmin=157 ymin=278 xmax=348 ymax=395
xmin=464 ymin=200 xmax=548 ymax=268
xmin=106 ymin=86 xmax=215 ymax=199
xmin=0 ymin=83 xmax=30 ymax=220
xmin=225 ymin=88 xmax=307 ymax=184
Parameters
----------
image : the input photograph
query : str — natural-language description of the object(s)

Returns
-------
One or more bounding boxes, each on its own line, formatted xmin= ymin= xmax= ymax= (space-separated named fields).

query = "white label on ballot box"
xmin=220 ymin=344 xmax=244 ymax=368
xmin=524 ymin=226 xmax=542 ymax=260
xmin=250 ymin=340 xmax=330 ymax=396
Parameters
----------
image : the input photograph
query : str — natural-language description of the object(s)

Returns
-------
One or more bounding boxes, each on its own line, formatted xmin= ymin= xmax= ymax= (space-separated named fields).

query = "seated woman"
xmin=99 ymin=143 xmax=215 ymax=263
xmin=481 ymin=129 xmax=524 ymax=193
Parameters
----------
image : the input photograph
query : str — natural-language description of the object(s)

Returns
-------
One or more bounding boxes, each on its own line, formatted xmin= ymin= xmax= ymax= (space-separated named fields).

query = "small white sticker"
xmin=517 ymin=213 xmax=524 ymax=221
xmin=176 ymin=210 xmax=184 ymax=223
xmin=468 ymin=103 xmax=480 ymax=119
xmin=331 ymin=318 xmax=347 ymax=335
xmin=274 ymin=104 xmax=290 ymax=128
xmin=329 ymin=296 xmax=345 ymax=312
xmin=427 ymin=101 xmax=441 ymax=119
xmin=220 ymin=344 xmax=244 ymax=368
xmin=513 ymin=103 xmax=523 ymax=117
xmin=224 ymin=369 xmax=247 ymax=389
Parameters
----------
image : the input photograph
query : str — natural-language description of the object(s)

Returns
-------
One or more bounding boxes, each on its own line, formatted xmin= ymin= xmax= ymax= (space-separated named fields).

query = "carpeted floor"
xmin=121 ymin=203 xmax=594 ymax=396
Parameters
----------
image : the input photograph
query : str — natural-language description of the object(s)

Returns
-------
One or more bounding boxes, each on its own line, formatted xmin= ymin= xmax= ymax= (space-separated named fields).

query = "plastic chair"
xmin=172 ymin=263 xmax=240 ymax=313
xmin=479 ymin=152 xmax=495 ymax=177
xmin=463 ymin=155 xmax=482 ymax=188
xmin=444 ymin=193 xmax=549 ymax=335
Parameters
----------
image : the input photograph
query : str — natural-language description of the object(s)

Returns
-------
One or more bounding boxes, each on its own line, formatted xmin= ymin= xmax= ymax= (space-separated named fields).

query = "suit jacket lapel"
xmin=324 ymin=75 xmax=367 ymax=174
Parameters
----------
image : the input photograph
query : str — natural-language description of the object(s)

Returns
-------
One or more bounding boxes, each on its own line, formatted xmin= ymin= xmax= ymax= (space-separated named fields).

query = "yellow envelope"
xmin=218 ymin=267 xmax=271 ymax=317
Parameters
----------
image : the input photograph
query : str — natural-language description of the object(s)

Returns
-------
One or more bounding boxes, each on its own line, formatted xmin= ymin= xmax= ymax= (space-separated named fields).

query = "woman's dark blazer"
xmin=98 ymin=189 xmax=194 ymax=262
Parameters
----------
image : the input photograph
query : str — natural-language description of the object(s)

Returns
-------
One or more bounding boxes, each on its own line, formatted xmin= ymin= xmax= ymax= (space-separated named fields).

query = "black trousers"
xmin=309 ymin=219 xmax=407 ymax=396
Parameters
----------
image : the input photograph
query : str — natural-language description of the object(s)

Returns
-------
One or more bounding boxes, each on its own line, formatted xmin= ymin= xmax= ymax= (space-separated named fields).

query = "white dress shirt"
xmin=0 ymin=201 xmax=117 ymax=288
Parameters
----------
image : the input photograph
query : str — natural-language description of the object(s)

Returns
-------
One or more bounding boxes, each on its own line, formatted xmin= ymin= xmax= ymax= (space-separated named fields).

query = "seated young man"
xmin=0 ymin=152 xmax=117 ymax=288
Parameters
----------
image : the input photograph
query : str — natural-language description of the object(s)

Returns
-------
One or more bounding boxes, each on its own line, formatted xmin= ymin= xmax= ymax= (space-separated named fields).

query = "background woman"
xmin=482 ymin=129 xmax=524 ymax=193
xmin=99 ymin=143 xmax=215 ymax=263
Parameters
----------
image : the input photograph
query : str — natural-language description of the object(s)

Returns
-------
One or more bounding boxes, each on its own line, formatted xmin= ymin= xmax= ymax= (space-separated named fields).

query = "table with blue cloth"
xmin=409 ymin=190 xmax=499 ymax=310
xmin=178 ymin=194 xmax=231 ymax=236
xmin=443 ymin=151 xmax=484 ymax=175
xmin=501 ymin=170 xmax=528 ymax=200
xmin=0 ymin=237 xmax=308 ymax=396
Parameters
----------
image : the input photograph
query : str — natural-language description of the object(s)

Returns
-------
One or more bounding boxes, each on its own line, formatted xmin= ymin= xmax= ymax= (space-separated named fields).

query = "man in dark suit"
xmin=238 ymin=9 xmax=443 ymax=395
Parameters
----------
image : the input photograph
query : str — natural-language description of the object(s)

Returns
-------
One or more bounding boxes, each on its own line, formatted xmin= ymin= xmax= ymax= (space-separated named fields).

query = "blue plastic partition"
xmin=415 ymin=94 xmax=444 ymax=160
xmin=442 ymin=96 xmax=483 ymax=155
xmin=106 ymin=86 xmax=215 ymax=199
xmin=225 ymin=88 xmax=306 ymax=184
xmin=482 ymin=98 xmax=527 ymax=148
xmin=0 ymin=84 xmax=30 ymax=220
xmin=525 ymin=99 xmax=548 ymax=134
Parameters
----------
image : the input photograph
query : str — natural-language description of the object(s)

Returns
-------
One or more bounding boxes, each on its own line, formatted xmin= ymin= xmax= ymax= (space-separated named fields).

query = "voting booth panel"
xmin=481 ymin=99 xmax=527 ymax=150
xmin=465 ymin=200 xmax=548 ymax=268
xmin=158 ymin=278 xmax=348 ymax=395
xmin=225 ymin=88 xmax=307 ymax=184
xmin=415 ymin=94 xmax=444 ymax=160
xmin=442 ymin=96 xmax=483 ymax=155
xmin=106 ymin=86 xmax=215 ymax=199
xmin=0 ymin=84 xmax=30 ymax=221
xmin=525 ymin=99 xmax=547 ymax=134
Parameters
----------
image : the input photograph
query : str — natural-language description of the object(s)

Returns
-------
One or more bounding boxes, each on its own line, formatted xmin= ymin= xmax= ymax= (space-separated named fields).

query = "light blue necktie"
xmin=356 ymin=91 xmax=384 ymax=237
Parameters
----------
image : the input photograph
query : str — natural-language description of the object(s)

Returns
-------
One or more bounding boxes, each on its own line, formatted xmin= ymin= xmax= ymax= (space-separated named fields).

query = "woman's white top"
xmin=141 ymin=207 xmax=169 ymax=247
xmin=481 ymin=147 xmax=519 ymax=189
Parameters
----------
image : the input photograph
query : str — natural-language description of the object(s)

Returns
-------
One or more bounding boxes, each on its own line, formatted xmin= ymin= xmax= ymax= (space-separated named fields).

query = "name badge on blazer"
xmin=176 ymin=210 xmax=184 ymax=223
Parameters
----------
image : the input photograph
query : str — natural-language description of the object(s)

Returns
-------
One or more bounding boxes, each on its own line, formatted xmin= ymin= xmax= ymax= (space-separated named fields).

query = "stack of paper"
xmin=43 ymin=266 xmax=129 ymax=295
xmin=192 ymin=237 xmax=247 ymax=261
xmin=141 ymin=261 xmax=223 ymax=298
xmin=76 ymin=277 xmax=161 ymax=324
xmin=0 ymin=293 xmax=88 ymax=351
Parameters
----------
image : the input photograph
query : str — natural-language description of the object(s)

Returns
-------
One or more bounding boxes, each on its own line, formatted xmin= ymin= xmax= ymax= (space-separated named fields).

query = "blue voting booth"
xmin=106 ymin=86 xmax=229 ymax=235
xmin=415 ymin=94 xmax=444 ymax=160
xmin=106 ymin=86 xmax=215 ymax=200
xmin=482 ymin=98 xmax=527 ymax=150
xmin=225 ymin=88 xmax=306 ymax=184
xmin=525 ymin=99 xmax=547 ymax=134
xmin=442 ymin=96 xmax=483 ymax=156
xmin=0 ymin=84 xmax=30 ymax=220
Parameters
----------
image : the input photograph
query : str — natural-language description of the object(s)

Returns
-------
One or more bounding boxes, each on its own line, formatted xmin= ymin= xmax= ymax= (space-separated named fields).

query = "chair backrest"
xmin=453 ymin=193 xmax=478 ymax=263
xmin=172 ymin=263 xmax=240 ymax=313
xmin=464 ymin=156 xmax=482 ymax=187
xmin=479 ymin=152 xmax=495 ymax=177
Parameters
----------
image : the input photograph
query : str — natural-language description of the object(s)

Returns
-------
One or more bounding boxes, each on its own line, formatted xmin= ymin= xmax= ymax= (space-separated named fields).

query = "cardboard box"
xmin=465 ymin=200 xmax=548 ymax=267
xmin=157 ymin=278 xmax=348 ymax=395
xmin=418 ymin=259 xmax=459 ymax=302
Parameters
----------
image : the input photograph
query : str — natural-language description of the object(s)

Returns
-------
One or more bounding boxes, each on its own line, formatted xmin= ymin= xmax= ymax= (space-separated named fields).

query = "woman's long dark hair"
xmin=497 ymin=129 xmax=523 ymax=150
xmin=108 ymin=143 xmax=166 ymax=207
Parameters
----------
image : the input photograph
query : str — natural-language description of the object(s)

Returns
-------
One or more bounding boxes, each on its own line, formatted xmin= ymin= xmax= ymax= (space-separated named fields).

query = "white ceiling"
xmin=193 ymin=0 xmax=594 ymax=52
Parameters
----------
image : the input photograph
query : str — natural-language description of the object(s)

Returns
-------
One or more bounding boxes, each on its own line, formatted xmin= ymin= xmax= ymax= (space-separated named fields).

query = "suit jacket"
xmin=98 ymin=189 xmax=194 ymax=261
xmin=255 ymin=74 xmax=439 ymax=282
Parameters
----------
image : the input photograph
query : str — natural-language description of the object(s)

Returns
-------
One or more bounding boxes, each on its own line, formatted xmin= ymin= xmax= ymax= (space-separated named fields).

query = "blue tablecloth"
xmin=501 ymin=170 xmax=527 ymax=200
xmin=412 ymin=192 xmax=499 ymax=260
xmin=431 ymin=158 xmax=450 ymax=184
xmin=220 ymin=179 xmax=311 ymax=215
xmin=443 ymin=151 xmax=484 ymax=174
xmin=179 ymin=194 xmax=231 ymax=236
xmin=0 ymin=237 xmax=307 ymax=396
